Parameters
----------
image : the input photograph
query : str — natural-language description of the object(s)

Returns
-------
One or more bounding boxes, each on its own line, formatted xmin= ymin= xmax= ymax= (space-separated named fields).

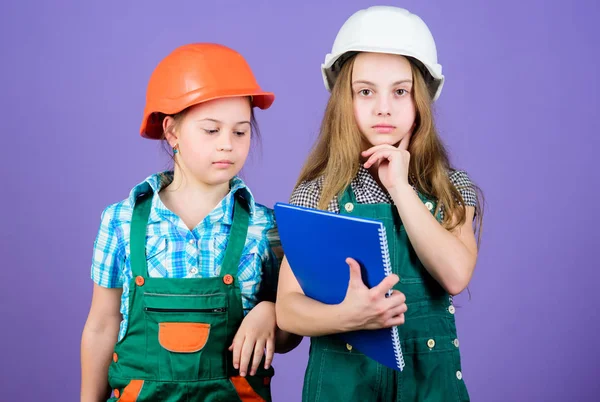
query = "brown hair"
xmin=295 ymin=54 xmax=484 ymax=242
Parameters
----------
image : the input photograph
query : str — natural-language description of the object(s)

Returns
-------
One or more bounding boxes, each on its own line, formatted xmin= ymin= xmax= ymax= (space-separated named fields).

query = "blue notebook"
xmin=273 ymin=202 xmax=404 ymax=371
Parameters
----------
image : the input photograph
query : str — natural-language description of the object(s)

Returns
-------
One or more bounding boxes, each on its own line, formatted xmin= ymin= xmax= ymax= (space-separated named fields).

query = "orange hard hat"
xmin=140 ymin=43 xmax=275 ymax=139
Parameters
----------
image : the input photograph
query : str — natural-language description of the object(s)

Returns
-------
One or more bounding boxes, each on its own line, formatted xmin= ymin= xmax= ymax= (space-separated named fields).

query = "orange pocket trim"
xmin=117 ymin=379 xmax=144 ymax=402
xmin=230 ymin=376 xmax=266 ymax=402
xmin=158 ymin=322 xmax=210 ymax=353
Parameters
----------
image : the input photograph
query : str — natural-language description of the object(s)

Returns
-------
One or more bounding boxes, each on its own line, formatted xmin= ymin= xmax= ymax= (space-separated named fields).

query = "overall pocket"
xmin=303 ymin=337 xmax=381 ymax=402
xmin=398 ymin=336 xmax=469 ymax=402
xmin=397 ymin=301 xmax=469 ymax=402
xmin=143 ymin=292 xmax=229 ymax=381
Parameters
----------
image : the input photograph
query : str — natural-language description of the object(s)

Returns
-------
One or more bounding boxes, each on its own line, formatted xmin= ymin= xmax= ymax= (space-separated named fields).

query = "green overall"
xmin=107 ymin=187 xmax=274 ymax=401
xmin=302 ymin=186 xmax=470 ymax=402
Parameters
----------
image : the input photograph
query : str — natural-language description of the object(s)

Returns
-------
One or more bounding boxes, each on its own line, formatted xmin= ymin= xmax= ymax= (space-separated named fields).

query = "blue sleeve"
xmin=90 ymin=204 xmax=125 ymax=288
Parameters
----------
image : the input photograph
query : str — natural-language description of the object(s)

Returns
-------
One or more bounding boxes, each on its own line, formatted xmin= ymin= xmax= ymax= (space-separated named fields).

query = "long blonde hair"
xmin=295 ymin=54 xmax=484 ymax=240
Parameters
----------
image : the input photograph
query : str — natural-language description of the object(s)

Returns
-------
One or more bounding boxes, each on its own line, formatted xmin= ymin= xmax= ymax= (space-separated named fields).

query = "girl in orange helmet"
xmin=81 ymin=43 xmax=300 ymax=402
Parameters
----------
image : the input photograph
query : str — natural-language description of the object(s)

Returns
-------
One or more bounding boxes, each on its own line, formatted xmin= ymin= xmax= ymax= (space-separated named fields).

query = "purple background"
xmin=1 ymin=0 xmax=598 ymax=400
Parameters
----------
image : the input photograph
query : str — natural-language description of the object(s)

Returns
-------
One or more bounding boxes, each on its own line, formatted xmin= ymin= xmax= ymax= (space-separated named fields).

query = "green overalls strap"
xmin=107 ymin=186 xmax=274 ymax=402
xmin=302 ymin=186 xmax=470 ymax=402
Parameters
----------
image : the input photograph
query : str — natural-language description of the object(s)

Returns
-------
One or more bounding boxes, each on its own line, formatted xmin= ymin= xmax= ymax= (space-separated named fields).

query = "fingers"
xmin=230 ymin=334 xmax=245 ymax=371
xmin=362 ymin=137 xmax=411 ymax=158
xmin=371 ymin=274 xmax=399 ymax=296
xmin=346 ymin=258 xmax=364 ymax=286
xmin=363 ymin=149 xmax=394 ymax=169
xmin=384 ymin=312 xmax=406 ymax=327
xmin=250 ymin=338 xmax=266 ymax=376
xmin=361 ymin=144 xmax=397 ymax=157
xmin=238 ymin=336 xmax=255 ymax=377
xmin=383 ymin=291 xmax=407 ymax=327
xmin=387 ymin=289 xmax=407 ymax=305
xmin=363 ymin=147 xmax=410 ymax=169
xmin=264 ymin=337 xmax=275 ymax=370
xmin=385 ymin=301 xmax=408 ymax=318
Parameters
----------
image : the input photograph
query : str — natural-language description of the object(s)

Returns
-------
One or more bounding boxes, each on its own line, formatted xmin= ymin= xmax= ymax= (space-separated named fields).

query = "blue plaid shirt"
xmin=91 ymin=172 xmax=282 ymax=340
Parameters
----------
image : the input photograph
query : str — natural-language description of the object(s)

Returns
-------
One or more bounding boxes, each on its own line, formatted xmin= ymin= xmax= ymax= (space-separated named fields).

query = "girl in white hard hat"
xmin=276 ymin=6 xmax=483 ymax=401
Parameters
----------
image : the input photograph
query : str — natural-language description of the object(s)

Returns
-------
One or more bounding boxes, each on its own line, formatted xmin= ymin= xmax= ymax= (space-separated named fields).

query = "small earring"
xmin=173 ymin=145 xmax=179 ymax=155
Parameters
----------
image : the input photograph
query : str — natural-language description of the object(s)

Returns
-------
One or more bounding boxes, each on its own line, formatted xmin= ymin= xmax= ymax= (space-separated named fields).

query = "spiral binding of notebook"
xmin=378 ymin=225 xmax=406 ymax=370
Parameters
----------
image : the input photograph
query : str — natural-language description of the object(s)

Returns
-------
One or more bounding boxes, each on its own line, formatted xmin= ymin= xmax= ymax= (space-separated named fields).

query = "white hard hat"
xmin=322 ymin=6 xmax=445 ymax=101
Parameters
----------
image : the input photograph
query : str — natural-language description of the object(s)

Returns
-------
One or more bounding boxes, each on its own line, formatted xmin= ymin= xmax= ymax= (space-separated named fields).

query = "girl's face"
xmin=166 ymin=97 xmax=252 ymax=186
xmin=351 ymin=52 xmax=416 ymax=148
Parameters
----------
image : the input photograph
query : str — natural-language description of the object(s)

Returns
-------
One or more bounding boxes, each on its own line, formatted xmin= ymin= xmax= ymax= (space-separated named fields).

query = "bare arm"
xmin=275 ymin=256 xmax=407 ymax=337
xmin=80 ymin=284 xmax=122 ymax=402
xmin=363 ymin=137 xmax=478 ymax=296
xmin=391 ymin=184 xmax=478 ymax=295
